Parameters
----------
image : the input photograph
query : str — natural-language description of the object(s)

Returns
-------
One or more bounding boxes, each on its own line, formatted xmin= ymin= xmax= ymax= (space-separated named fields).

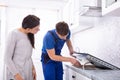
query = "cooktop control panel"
xmin=86 ymin=55 xmax=120 ymax=70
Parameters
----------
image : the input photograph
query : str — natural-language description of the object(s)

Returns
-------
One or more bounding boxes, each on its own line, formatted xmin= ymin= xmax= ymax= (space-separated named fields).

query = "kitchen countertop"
xmin=64 ymin=64 xmax=120 ymax=80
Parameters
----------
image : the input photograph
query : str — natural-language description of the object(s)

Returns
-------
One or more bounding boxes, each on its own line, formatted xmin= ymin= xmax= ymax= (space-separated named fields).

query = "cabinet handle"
xmin=72 ymin=75 xmax=76 ymax=78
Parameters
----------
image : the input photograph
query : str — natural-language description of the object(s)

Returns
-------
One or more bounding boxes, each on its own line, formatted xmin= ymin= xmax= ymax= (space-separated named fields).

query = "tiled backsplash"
xmin=72 ymin=16 xmax=120 ymax=68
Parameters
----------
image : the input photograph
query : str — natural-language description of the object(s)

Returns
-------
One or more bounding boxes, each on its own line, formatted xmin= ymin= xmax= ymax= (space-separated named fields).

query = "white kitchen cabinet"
xmin=106 ymin=0 xmax=117 ymax=7
xmin=64 ymin=67 xmax=91 ymax=80
xmin=62 ymin=0 xmax=80 ymax=27
xmin=102 ymin=0 xmax=120 ymax=16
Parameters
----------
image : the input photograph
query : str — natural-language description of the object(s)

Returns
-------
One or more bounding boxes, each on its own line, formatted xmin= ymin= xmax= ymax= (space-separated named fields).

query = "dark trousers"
xmin=41 ymin=61 xmax=63 ymax=80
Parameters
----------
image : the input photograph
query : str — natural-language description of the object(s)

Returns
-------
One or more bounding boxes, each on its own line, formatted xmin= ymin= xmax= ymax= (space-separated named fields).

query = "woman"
xmin=4 ymin=15 xmax=40 ymax=80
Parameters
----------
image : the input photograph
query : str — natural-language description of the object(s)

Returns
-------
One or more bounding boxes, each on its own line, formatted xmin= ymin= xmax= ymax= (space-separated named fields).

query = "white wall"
xmin=0 ymin=6 xmax=7 ymax=80
xmin=72 ymin=16 xmax=120 ymax=68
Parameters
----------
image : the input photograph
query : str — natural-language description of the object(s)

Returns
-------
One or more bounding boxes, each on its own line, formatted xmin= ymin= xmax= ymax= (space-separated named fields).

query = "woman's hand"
xmin=14 ymin=73 xmax=23 ymax=80
xmin=32 ymin=66 xmax=36 ymax=80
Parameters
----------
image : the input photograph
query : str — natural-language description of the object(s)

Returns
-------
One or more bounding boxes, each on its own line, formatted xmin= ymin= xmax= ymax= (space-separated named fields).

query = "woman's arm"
xmin=4 ymin=32 xmax=19 ymax=76
xmin=32 ymin=65 xmax=36 ymax=80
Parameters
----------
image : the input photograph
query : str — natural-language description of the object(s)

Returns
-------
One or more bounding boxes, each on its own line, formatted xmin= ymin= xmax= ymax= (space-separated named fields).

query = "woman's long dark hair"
xmin=22 ymin=15 xmax=40 ymax=48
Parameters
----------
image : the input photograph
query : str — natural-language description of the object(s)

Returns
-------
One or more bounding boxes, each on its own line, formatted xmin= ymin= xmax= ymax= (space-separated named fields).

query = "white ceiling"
xmin=0 ymin=0 xmax=69 ymax=10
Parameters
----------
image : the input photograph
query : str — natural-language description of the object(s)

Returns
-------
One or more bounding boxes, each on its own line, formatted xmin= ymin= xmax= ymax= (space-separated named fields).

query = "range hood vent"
xmin=80 ymin=6 xmax=102 ymax=17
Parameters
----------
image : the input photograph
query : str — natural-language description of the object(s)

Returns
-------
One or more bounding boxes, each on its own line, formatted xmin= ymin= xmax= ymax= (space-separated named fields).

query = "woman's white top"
xmin=4 ymin=29 xmax=34 ymax=80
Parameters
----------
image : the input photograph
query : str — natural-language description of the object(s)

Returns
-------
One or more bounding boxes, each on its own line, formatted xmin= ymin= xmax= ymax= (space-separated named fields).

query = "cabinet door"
xmin=68 ymin=69 xmax=77 ymax=80
xmin=75 ymin=72 xmax=91 ymax=80
xmin=102 ymin=0 xmax=119 ymax=16
xmin=68 ymin=68 xmax=91 ymax=80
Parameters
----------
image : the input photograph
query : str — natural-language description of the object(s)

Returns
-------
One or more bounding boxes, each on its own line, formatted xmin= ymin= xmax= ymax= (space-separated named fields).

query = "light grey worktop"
xmin=64 ymin=64 xmax=120 ymax=80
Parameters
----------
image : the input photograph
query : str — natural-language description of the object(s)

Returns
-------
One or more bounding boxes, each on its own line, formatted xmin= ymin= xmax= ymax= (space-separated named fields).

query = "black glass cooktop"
xmin=73 ymin=52 xmax=120 ymax=70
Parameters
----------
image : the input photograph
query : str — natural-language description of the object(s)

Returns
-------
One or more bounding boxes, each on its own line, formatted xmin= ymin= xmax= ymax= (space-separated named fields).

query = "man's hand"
xmin=70 ymin=58 xmax=82 ymax=68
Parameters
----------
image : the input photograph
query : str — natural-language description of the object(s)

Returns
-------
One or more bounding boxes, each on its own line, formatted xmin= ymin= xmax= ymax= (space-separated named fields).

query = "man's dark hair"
xmin=56 ymin=21 xmax=69 ymax=36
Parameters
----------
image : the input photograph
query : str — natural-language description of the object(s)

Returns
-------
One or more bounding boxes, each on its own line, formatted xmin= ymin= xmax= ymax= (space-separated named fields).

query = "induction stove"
xmin=73 ymin=52 xmax=120 ymax=70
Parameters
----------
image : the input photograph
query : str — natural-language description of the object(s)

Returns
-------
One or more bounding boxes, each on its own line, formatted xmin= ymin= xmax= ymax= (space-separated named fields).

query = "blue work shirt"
xmin=42 ymin=29 xmax=71 ymax=55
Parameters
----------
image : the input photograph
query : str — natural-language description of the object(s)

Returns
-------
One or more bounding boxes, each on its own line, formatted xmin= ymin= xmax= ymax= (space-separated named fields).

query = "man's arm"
xmin=66 ymin=39 xmax=74 ymax=55
xmin=46 ymin=48 xmax=81 ymax=67
xmin=47 ymin=48 xmax=73 ymax=62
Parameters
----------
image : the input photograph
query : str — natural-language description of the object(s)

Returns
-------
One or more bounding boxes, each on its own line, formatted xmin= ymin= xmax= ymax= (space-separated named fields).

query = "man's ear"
xmin=56 ymin=31 xmax=60 ymax=36
xmin=26 ymin=28 xmax=31 ymax=32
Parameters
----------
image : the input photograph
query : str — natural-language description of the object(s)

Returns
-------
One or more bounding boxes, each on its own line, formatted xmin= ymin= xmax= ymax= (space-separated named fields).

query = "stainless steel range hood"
xmin=80 ymin=6 xmax=102 ymax=17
